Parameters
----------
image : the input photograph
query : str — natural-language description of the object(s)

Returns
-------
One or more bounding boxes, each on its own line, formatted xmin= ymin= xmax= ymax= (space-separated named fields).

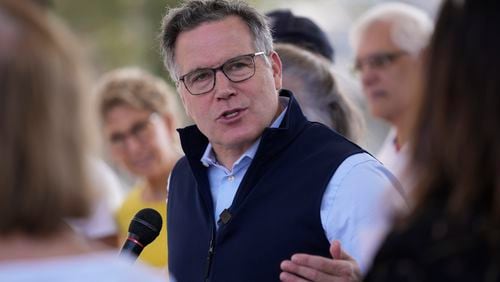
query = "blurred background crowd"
xmin=45 ymin=0 xmax=441 ymax=152
xmin=2 ymin=0 xmax=498 ymax=281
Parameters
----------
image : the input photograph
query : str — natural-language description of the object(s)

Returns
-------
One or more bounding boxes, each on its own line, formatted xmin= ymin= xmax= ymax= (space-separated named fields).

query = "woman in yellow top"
xmin=95 ymin=67 xmax=182 ymax=269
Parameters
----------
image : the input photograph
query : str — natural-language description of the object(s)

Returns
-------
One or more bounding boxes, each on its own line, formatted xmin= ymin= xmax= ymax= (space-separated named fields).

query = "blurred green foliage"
xmin=50 ymin=0 xmax=263 ymax=80
xmin=48 ymin=0 xmax=263 ymax=126
xmin=52 ymin=0 xmax=180 ymax=80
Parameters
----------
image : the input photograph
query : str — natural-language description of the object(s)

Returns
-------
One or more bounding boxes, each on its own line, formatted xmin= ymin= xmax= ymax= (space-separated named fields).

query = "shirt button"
xmin=227 ymin=175 xmax=235 ymax=182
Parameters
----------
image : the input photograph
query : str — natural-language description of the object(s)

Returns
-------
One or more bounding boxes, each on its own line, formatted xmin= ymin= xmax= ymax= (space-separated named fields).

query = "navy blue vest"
xmin=168 ymin=90 xmax=364 ymax=282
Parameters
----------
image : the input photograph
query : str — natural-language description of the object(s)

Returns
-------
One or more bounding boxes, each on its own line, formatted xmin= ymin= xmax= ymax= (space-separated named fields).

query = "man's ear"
xmin=269 ymin=51 xmax=283 ymax=91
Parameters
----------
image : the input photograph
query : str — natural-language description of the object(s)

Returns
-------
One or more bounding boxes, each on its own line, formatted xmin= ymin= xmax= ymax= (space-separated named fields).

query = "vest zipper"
xmin=204 ymin=228 xmax=216 ymax=281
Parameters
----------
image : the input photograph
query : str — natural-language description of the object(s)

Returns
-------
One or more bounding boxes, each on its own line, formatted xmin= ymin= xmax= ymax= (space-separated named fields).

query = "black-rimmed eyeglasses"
xmin=178 ymin=51 xmax=266 ymax=95
xmin=352 ymin=51 xmax=408 ymax=75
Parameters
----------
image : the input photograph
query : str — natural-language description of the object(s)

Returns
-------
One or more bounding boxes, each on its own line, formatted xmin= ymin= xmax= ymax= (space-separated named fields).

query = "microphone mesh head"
xmin=128 ymin=208 xmax=163 ymax=245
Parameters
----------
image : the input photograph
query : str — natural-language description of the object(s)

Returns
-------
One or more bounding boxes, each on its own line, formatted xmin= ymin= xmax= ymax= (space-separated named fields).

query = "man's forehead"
xmin=357 ymin=21 xmax=397 ymax=55
xmin=174 ymin=16 xmax=255 ymax=73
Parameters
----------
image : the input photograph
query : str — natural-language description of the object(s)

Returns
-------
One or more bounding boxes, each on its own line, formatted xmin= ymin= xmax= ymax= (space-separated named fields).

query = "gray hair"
xmin=349 ymin=2 xmax=434 ymax=56
xmin=276 ymin=43 xmax=364 ymax=142
xmin=160 ymin=0 xmax=273 ymax=81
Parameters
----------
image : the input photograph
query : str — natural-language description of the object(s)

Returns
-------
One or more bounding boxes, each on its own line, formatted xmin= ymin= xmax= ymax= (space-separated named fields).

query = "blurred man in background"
xmin=350 ymin=2 xmax=433 ymax=192
xmin=348 ymin=1 xmax=434 ymax=268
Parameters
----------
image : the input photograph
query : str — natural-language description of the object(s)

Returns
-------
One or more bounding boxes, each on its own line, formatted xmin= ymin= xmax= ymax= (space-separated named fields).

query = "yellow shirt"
xmin=116 ymin=183 xmax=167 ymax=269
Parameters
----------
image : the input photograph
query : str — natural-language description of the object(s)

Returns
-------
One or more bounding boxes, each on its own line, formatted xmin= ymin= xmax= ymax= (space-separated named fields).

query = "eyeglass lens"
xmin=183 ymin=54 xmax=258 ymax=95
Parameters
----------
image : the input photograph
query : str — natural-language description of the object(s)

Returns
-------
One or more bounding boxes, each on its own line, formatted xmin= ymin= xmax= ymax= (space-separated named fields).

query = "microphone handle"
xmin=120 ymin=236 xmax=144 ymax=259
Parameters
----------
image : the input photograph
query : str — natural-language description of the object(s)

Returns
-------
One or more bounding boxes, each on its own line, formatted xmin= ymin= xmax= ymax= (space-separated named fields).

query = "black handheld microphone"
xmin=120 ymin=208 xmax=162 ymax=261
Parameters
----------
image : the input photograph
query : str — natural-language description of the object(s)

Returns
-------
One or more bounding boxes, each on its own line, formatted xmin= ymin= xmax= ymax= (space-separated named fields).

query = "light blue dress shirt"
xmin=200 ymin=98 xmax=398 ymax=272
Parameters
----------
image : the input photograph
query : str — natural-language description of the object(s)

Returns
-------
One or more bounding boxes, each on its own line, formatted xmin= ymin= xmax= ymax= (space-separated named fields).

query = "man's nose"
xmin=213 ymin=69 xmax=236 ymax=100
xmin=360 ymin=66 xmax=379 ymax=88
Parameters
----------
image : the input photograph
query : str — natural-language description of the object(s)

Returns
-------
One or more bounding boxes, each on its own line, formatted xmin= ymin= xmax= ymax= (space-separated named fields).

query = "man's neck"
xmin=392 ymin=113 xmax=412 ymax=149
xmin=211 ymin=141 xmax=254 ymax=170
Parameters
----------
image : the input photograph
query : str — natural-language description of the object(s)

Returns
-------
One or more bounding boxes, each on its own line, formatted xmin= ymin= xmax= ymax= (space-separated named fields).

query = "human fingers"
xmin=330 ymin=240 xmax=355 ymax=261
xmin=290 ymin=254 xmax=358 ymax=278
xmin=279 ymin=266 xmax=310 ymax=282
xmin=281 ymin=257 xmax=348 ymax=282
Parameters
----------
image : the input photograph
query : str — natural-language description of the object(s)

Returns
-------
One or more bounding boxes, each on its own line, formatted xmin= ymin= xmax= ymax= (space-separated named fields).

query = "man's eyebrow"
xmin=181 ymin=54 xmax=245 ymax=77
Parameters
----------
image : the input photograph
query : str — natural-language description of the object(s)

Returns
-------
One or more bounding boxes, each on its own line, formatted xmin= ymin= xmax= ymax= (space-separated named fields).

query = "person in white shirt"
xmin=349 ymin=2 xmax=434 ymax=270
xmin=349 ymin=3 xmax=434 ymax=191
xmin=68 ymin=157 xmax=123 ymax=247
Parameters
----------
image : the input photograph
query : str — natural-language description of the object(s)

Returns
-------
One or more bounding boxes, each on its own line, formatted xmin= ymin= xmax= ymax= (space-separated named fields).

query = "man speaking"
xmin=160 ymin=0 xmax=398 ymax=281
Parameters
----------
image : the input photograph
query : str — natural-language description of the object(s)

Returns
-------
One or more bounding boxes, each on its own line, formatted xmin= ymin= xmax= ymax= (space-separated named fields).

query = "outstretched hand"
xmin=280 ymin=240 xmax=362 ymax=282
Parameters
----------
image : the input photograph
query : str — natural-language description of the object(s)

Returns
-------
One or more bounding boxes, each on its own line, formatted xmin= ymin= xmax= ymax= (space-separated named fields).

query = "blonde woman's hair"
xmin=95 ymin=67 xmax=180 ymax=128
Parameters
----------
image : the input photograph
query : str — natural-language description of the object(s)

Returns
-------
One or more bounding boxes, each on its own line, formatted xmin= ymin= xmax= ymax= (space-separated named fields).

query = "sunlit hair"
xmin=95 ymin=67 xmax=180 ymax=129
xmin=349 ymin=2 xmax=434 ymax=56
xmin=160 ymin=0 xmax=273 ymax=81
xmin=0 ymin=0 xmax=92 ymax=235
xmin=276 ymin=43 xmax=364 ymax=142
xmin=409 ymin=0 xmax=500 ymax=225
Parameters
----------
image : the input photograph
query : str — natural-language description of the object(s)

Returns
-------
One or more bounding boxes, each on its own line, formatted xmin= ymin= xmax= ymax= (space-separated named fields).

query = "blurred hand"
xmin=280 ymin=240 xmax=362 ymax=282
